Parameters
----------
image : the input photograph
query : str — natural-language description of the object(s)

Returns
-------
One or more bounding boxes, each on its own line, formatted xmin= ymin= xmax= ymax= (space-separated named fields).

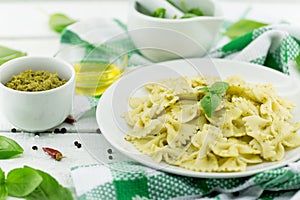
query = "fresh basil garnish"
xmin=0 ymin=135 xmax=24 ymax=159
xmin=199 ymin=82 xmax=229 ymax=117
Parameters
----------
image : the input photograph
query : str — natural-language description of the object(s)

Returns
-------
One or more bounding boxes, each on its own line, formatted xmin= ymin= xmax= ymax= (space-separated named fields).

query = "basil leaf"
xmin=25 ymin=166 xmax=73 ymax=200
xmin=0 ymin=136 xmax=24 ymax=159
xmin=187 ymin=8 xmax=204 ymax=16
xmin=0 ymin=168 xmax=7 ymax=200
xmin=224 ymin=19 xmax=268 ymax=39
xmin=152 ymin=8 xmax=166 ymax=18
xmin=0 ymin=45 xmax=27 ymax=66
xmin=198 ymin=87 xmax=210 ymax=92
xmin=6 ymin=167 xmax=43 ymax=197
xmin=210 ymin=82 xmax=229 ymax=94
xmin=49 ymin=13 xmax=76 ymax=33
xmin=201 ymin=93 xmax=222 ymax=118
xmin=181 ymin=13 xmax=198 ymax=19
xmin=295 ymin=53 xmax=300 ymax=71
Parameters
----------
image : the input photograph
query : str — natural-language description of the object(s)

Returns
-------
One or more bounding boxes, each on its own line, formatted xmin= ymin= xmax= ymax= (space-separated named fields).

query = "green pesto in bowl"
xmin=5 ymin=70 xmax=67 ymax=92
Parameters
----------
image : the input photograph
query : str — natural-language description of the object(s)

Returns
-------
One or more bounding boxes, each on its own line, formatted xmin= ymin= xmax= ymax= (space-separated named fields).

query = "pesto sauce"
xmin=5 ymin=70 xmax=67 ymax=92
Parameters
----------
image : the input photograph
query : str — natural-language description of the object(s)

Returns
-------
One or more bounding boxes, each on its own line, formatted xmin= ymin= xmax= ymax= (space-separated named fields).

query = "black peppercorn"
xmin=107 ymin=149 xmax=113 ymax=154
xmin=60 ymin=128 xmax=67 ymax=133
xmin=76 ymin=143 xmax=82 ymax=148
xmin=32 ymin=146 xmax=38 ymax=150
xmin=54 ymin=128 xmax=60 ymax=133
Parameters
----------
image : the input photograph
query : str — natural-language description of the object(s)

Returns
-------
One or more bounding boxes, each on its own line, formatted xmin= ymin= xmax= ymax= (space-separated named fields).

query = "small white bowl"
xmin=127 ymin=0 xmax=223 ymax=62
xmin=0 ymin=56 xmax=75 ymax=132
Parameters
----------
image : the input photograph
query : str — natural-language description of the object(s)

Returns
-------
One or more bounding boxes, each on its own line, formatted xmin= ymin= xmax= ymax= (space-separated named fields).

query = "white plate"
xmin=96 ymin=58 xmax=300 ymax=178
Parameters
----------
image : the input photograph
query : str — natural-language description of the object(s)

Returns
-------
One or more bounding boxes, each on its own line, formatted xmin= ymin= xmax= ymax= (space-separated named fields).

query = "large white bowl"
xmin=127 ymin=0 xmax=223 ymax=62
xmin=0 ymin=56 xmax=75 ymax=132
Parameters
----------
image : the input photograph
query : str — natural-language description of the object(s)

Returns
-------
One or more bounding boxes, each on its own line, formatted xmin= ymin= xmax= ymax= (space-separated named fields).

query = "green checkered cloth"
xmin=71 ymin=161 xmax=300 ymax=200
xmin=61 ymin=19 xmax=300 ymax=199
xmin=210 ymin=24 xmax=300 ymax=75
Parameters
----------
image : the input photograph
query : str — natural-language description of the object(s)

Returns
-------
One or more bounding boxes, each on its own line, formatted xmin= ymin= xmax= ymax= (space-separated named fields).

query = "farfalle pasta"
xmin=122 ymin=75 xmax=300 ymax=172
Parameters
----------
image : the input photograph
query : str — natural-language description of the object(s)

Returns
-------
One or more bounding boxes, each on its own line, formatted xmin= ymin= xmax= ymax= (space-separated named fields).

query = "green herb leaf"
xmin=198 ymin=82 xmax=229 ymax=117
xmin=180 ymin=8 xmax=204 ymax=19
xmin=0 ymin=168 xmax=7 ymax=200
xmin=224 ymin=19 xmax=268 ymax=39
xmin=0 ymin=136 xmax=24 ymax=159
xmin=25 ymin=166 xmax=73 ymax=200
xmin=295 ymin=53 xmax=300 ymax=71
xmin=181 ymin=13 xmax=198 ymax=19
xmin=201 ymin=93 xmax=221 ymax=118
xmin=0 ymin=45 xmax=27 ymax=66
xmin=6 ymin=167 xmax=43 ymax=197
xmin=198 ymin=87 xmax=210 ymax=92
xmin=187 ymin=8 xmax=204 ymax=16
xmin=210 ymin=82 xmax=229 ymax=94
xmin=49 ymin=13 xmax=76 ymax=33
xmin=152 ymin=8 xmax=166 ymax=18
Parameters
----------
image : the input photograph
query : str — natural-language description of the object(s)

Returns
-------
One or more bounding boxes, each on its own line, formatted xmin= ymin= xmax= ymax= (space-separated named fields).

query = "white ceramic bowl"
xmin=0 ymin=56 xmax=75 ymax=132
xmin=127 ymin=0 xmax=223 ymax=62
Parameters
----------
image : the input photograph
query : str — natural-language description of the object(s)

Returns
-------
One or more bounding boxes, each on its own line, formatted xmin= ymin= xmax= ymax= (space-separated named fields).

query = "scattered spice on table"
xmin=54 ymin=128 xmax=60 ymax=133
xmin=32 ymin=146 xmax=38 ymax=150
xmin=76 ymin=143 xmax=82 ymax=148
xmin=42 ymin=147 xmax=64 ymax=161
xmin=74 ymin=141 xmax=82 ymax=148
xmin=107 ymin=149 xmax=112 ymax=154
xmin=60 ymin=127 xmax=67 ymax=133
xmin=34 ymin=132 xmax=40 ymax=136
xmin=108 ymin=155 xmax=113 ymax=160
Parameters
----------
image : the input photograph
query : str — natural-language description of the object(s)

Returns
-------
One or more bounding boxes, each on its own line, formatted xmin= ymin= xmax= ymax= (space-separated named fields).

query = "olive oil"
xmin=73 ymin=62 xmax=123 ymax=96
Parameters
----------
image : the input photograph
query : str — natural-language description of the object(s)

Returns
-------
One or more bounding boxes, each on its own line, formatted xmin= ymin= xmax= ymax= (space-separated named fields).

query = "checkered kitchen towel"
xmin=71 ymin=161 xmax=300 ymax=200
xmin=62 ymin=19 xmax=300 ymax=199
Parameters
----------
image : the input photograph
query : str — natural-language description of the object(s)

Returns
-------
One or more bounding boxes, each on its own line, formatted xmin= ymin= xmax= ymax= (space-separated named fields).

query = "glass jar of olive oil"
xmin=55 ymin=45 xmax=128 ymax=97
xmin=73 ymin=57 xmax=127 ymax=96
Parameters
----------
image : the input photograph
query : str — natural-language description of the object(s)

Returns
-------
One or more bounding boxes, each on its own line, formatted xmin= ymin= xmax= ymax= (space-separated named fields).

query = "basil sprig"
xmin=199 ymin=82 xmax=229 ymax=117
xmin=1 ymin=166 xmax=73 ymax=200
xmin=0 ymin=136 xmax=24 ymax=159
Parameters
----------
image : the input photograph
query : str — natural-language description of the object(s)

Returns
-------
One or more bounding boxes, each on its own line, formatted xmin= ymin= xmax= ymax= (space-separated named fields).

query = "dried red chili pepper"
xmin=42 ymin=147 xmax=64 ymax=161
xmin=64 ymin=115 xmax=76 ymax=124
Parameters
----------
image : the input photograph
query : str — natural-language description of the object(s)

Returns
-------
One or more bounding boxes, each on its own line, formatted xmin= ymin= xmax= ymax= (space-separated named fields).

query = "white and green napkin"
xmin=210 ymin=24 xmax=300 ymax=75
xmin=60 ymin=19 xmax=300 ymax=199
xmin=71 ymin=161 xmax=300 ymax=200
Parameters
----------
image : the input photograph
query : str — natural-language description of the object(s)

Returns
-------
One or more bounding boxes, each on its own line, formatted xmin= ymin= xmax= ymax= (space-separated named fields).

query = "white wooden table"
xmin=1 ymin=0 xmax=300 ymax=198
